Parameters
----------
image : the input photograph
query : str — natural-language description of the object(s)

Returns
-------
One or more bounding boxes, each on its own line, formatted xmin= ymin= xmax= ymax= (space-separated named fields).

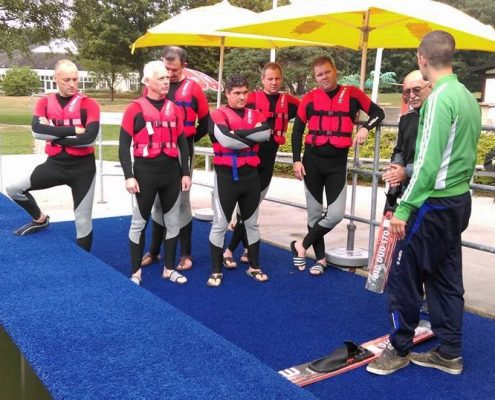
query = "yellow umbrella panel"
xmin=220 ymin=0 xmax=495 ymax=89
xmin=131 ymin=0 xmax=333 ymax=106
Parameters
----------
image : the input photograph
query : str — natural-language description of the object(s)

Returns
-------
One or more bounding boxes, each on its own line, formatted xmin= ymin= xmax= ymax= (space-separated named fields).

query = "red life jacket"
xmin=212 ymin=107 xmax=260 ymax=180
xmin=253 ymin=91 xmax=289 ymax=145
xmin=305 ymin=86 xmax=355 ymax=149
xmin=132 ymin=97 xmax=179 ymax=159
xmin=44 ymin=93 xmax=94 ymax=156
xmin=173 ymin=79 xmax=198 ymax=138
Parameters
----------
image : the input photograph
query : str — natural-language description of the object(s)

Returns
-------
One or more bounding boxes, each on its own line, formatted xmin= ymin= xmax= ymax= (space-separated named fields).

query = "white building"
xmin=0 ymin=39 xmax=138 ymax=94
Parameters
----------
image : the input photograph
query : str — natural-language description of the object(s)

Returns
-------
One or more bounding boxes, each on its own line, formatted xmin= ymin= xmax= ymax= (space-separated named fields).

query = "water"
xmin=0 ymin=325 xmax=51 ymax=400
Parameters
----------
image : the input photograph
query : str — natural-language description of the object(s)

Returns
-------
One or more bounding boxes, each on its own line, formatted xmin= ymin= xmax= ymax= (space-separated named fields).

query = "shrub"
xmin=2 ymin=67 xmax=40 ymax=96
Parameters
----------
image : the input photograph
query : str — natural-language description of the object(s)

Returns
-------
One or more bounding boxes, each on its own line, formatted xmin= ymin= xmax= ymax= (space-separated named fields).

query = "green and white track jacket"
xmin=395 ymin=74 xmax=481 ymax=222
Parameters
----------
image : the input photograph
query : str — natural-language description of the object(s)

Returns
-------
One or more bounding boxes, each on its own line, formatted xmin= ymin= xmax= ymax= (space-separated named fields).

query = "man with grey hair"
xmin=382 ymin=70 xmax=431 ymax=206
xmin=119 ymin=60 xmax=191 ymax=286
xmin=6 ymin=59 xmax=100 ymax=251
xmin=368 ymin=30 xmax=481 ymax=376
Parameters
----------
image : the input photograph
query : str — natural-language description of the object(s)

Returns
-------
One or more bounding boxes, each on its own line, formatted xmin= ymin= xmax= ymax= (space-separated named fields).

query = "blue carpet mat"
xmin=2 ymin=192 xmax=495 ymax=399
xmin=0 ymin=194 xmax=315 ymax=400
xmin=75 ymin=215 xmax=495 ymax=400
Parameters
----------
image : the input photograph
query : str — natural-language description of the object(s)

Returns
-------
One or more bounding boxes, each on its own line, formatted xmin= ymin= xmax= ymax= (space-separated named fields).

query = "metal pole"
xmin=269 ymin=0 xmax=278 ymax=62
xmin=371 ymin=48 xmax=383 ymax=103
xmin=216 ymin=37 xmax=225 ymax=108
xmin=346 ymin=146 xmax=359 ymax=251
xmin=0 ymin=131 xmax=3 ymax=193
xmin=368 ymin=125 xmax=382 ymax=265
xmin=97 ymin=127 xmax=105 ymax=203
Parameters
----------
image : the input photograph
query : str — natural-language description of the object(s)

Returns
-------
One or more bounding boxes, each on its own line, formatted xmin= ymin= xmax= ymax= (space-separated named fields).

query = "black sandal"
xmin=246 ymin=268 xmax=269 ymax=282
xmin=207 ymin=273 xmax=223 ymax=287
xmin=290 ymin=241 xmax=306 ymax=271
xmin=309 ymin=262 xmax=328 ymax=276
xmin=223 ymin=256 xmax=237 ymax=270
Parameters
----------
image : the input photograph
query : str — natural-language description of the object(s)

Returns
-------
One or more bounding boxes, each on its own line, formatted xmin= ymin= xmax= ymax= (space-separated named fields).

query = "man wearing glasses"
xmin=382 ymin=70 xmax=431 ymax=202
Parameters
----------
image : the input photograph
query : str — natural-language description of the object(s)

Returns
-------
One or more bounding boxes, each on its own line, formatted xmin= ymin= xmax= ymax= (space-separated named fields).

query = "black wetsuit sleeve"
xmin=118 ymin=104 xmax=139 ymax=180
xmin=361 ymin=101 xmax=385 ymax=131
xmin=32 ymin=115 xmax=77 ymax=138
xmin=234 ymin=121 xmax=271 ymax=139
xmin=288 ymin=95 xmax=300 ymax=120
xmin=177 ymin=133 xmax=190 ymax=176
xmin=193 ymin=112 xmax=210 ymax=143
xmin=54 ymin=121 xmax=99 ymax=146
xmin=118 ymin=128 xmax=134 ymax=180
xmin=292 ymin=115 xmax=306 ymax=162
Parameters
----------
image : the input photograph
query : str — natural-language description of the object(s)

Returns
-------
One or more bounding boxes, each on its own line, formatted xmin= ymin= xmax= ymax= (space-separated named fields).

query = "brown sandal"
xmin=140 ymin=252 xmax=161 ymax=267
xmin=176 ymin=255 xmax=193 ymax=271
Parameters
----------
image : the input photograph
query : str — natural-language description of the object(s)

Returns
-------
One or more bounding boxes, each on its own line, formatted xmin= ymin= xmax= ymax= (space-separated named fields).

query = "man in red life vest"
xmin=222 ymin=62 xmax=300 ymax=269
xmin=290 ymin=56 xmax=384 ymax=275
xmin=207 ymin=74 xmax=271 ymax=287
xmin=140 ymin=46 xmax=210 ymax=272
xmin=118 ymin=61 xmax=191 ymax=286
xmin=6 ymin=59 xmax=100 ymax=251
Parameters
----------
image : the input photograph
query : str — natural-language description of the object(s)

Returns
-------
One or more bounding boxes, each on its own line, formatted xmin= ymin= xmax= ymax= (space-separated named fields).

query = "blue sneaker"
xmin=14 ymin=216 xmax=50 ymax=236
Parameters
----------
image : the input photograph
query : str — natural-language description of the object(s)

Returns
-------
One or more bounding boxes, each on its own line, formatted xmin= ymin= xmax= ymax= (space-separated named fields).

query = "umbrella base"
xmin=326 ymin=247 xmax=368 ymax=268
xmin=194 ymin=208 xmax=214 ymax=222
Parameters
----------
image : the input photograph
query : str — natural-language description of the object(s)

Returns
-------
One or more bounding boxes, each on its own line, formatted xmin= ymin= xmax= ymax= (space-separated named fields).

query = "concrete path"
xmin=1 ymin=154 xmax=494 ymax=317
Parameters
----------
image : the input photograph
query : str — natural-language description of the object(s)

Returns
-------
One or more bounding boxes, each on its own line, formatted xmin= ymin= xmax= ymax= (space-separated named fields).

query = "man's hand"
xmin=353 ymin=127 xmax=369 ymax=147
xmin=125 ymin=178 xmax=140 ymax=194
xmin=293 ymin=161 xmax=306 ymax=181
xmin=390 ymin=215 xmax=406 ymax=240
xmin=383 ymin=163 xmax=407 ymax=187
xmin=39 ymin=117 xmax=51 ymax=125
xmin=75 ymin=127 xmax=86 ymax=135
xmin=181 ymin=176 xmax=192 ymax=192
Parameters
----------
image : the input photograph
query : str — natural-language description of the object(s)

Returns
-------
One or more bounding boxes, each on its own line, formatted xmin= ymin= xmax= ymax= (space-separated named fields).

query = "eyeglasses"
xmin=402 ymin=83 xmax=429 ymax=97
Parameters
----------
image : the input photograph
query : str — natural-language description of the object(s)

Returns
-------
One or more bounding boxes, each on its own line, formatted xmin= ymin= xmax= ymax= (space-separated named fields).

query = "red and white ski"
xmin=278 ymin=320 xmax=434 ymax=387
xmin=366 ymin=210 xmax=398 ymax=293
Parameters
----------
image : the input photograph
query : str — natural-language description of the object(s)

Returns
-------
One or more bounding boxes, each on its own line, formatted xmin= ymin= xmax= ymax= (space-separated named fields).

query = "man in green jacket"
xmin=367 ymin=30 xmax=481 ymax=376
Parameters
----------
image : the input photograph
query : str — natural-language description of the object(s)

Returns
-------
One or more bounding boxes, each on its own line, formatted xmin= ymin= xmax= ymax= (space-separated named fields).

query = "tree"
xmin=70 ymin=0 xmax=172 ymax=99
xmin=0 ymin=0 xmax=69 ymax=54
xmin=85 ymin=60 xmax=132 ymax=101
xmin=1 ymin=67 xmax=40 ymax=96
xmin=339 ymin=71 xmax=397 ymax=91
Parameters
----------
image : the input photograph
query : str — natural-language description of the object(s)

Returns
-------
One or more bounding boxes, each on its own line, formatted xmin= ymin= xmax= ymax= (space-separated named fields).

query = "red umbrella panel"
xmin=183 ymin=68 xmax=223 ymax=92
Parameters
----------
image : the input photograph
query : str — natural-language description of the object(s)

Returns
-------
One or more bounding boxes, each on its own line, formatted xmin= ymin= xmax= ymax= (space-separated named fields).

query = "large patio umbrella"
xmin=221 ymin=0 xmax=495 ymax=90
xmin=221 ymin=0 xmax=495 ymax=267
xmin=130 ymin=0 xmax=330 ymax=106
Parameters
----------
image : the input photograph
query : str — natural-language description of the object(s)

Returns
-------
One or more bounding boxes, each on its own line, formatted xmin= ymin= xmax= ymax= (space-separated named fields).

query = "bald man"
xmin=6 ymin=59 xmax=100 ymax=250
xmin=382 ymin=70 xmax=431 ymax=199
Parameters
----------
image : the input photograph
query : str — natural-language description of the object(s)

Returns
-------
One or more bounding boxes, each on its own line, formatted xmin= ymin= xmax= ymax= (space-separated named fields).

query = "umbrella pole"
xmin=269 ymin=0 xmax=278 ymax=62
xmin=371 ymin=48 xmax=383 ymax=103
xmin=216 ymin=37 xmax=225 ymax=108
xmin=358 ymin=10 xmax=370 ymax=91
xmin=326 ymin=11 xmax=371 ymax=268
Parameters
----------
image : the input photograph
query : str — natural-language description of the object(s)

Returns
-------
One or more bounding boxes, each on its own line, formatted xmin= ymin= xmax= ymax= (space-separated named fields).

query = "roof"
xmin=470 ymin=62 xmax=495 ymax=74
xmin=0 ymin=40 xmax=82 ymax=70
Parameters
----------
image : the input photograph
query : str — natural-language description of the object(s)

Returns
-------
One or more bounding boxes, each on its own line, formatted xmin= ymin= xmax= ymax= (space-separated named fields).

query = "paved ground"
xmin=1 ymin=153 xmax=494 ymax=317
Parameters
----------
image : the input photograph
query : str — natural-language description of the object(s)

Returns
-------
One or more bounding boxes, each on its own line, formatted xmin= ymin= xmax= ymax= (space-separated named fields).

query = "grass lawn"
xmin=0 ymin=96 xmax=129 ymax=159
xmin=0 ymin=125 xmax=33 ymax=154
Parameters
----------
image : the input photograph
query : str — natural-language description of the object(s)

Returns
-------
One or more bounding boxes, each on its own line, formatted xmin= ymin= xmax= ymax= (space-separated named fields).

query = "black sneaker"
xmin=14 ymin=216 xmax=50 ymax=236
xmin=366 ymin=343 xmax=410 ymax=375
xmin=410 ymin=348 xmax=463 ymax=375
